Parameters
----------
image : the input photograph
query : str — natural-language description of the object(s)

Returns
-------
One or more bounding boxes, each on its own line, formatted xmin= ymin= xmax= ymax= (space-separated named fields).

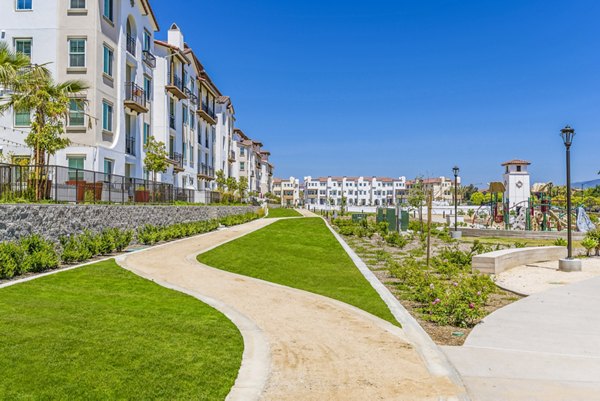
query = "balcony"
xmin=189 ymin=93 xmax=198 ymax=105
xmin=197 ymin=163 xmax=214 ymax=180
xmin=125 ymin=136 xmax=136 ymax=156
xmin=196 ymin=102 xmax=217 ymax=125
xmin=228 ymin=150 xmax=236 ymax=162
xmin=142 ymin=50 xmax=156 ymax=68
xmin=168 ymin=152 xmax=184 ymax=172
xmin=166 ymin=75 xmax=187 ymax=100
xmin=124 ymin=82 xmax=148 ymax=114
xmin=126 ymin=34 xmax=136 ymax=56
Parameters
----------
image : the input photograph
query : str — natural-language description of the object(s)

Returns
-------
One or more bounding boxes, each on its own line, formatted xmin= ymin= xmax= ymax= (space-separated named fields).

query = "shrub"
xmin=112 ymin=229 xmax=134 ymax=252
xmin=98 ymin=229 xmax=116 ymax=255
xmin=582 ymin=237 xmax=599 ymax=257
xmin=385 ymin=232 xmax=408 ymax=248
xmin=0 ymin=242 xmax=25 ymax=279
xmin=60 ymin=235 xmax=93 ymax=264
xmin=21 ymin=235 xmax=60 ymax=273
xmin=513 ymin=241 xmax=527 ymax=248
xmin=585 ymin=229 xmax=600 ymax=256
xmin=553 ymin=238 xmax=567 ymax=247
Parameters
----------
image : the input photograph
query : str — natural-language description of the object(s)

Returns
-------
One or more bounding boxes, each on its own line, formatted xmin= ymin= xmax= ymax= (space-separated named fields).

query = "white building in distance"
xmin=502 ymin=159 xmax=531 ymax=208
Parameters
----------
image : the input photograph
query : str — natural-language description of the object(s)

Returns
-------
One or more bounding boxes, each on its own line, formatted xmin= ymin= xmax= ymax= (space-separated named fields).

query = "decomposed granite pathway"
xmin=117 ymin=217 xmax=461 ymax=401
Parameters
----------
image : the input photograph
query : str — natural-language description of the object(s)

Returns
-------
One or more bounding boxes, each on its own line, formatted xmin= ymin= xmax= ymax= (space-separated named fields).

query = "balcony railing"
xmin=201 ymin=102 xmax=216 ymax=119
xmin=171 ymin=75 xmax=183 ymax=90
xmin=125 ymin=136 xmax=136 ymax=156
xmin=189 ymin=93 xmax=198 ymax=105
xmin=229 ymin=150 xmax=236 ymax=162
xmin=142 ymin=50 xmax=156 ymax=68
xmin=171 ymin=152 xmax=183 ymax=168
xmin=126 ymin=34 xmax=136 ymax=55
xmin=184 ymin=87 xmax=193 ymax=98
xmin=124 ymin=82 xmax=147 ymax=113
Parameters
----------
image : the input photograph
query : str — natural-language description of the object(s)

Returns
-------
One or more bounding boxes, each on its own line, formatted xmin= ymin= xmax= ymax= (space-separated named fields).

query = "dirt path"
xmin=117 ymin=218 xmax=460 ymax=401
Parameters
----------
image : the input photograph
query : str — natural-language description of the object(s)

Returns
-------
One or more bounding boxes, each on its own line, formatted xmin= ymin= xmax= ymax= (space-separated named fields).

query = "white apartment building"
xmin=152 ymin=24 xmax=223 ymax=201
xmin=303 ymin=176 xmax=408 ymax=206
xmin=232 ymin=128 xmax=273 ymax=197
xmin=215 ymin=96 xmax=235 ymax=179
xmin=273 ymin=177 xmax=300 ymax=206
xmin=0 ymin=0 xmax=159 ymax=179
xmin=405 ymin=176 xmax=461 ymax=204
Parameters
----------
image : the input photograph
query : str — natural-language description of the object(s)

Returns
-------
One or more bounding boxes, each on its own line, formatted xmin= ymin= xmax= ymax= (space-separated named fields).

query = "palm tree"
xmin=0 ymin=41 xmax=31 ymax=87
xmin=0 ymin=43 xmax=88 ymax=199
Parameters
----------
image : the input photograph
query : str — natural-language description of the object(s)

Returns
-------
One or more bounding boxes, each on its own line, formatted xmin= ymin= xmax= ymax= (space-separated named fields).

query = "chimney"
xmin=167 ymin=23 xmax=184 ymax=50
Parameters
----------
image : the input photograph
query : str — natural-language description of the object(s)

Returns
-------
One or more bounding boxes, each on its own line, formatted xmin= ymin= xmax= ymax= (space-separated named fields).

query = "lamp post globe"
xmin=559 ymin=125 xmax=581 ymax=272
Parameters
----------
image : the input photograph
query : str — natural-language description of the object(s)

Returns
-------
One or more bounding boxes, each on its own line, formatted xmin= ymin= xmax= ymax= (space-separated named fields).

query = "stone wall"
xmin=0 ymin=204 xmax=259 ymax=242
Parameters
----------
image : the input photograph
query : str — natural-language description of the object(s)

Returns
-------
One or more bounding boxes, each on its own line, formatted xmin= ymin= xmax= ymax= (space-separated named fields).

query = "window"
xmin=190 ymin=111 xmax=195 ymax=129
xmin=103 ymin=45 xmax=113 ymax=76
xmin=143 ymin=76 xmax=151 ymax=101
xmin=143 ymin=31 xmax=151 ymax=51
xmin=14 ymin=39 xmax=32 ymax=58
xmin=67 ymin=156 xmax=84 ymax=180
xmin=70 ymin=0 xmax=85 ymax=8
xmin=240 ymin=147 xmax=245 ymax=156
xmin=68 ymin=99 xmax=85 ymax=127
xmin=103 ymin=0 xmax=113 ymax=21
xmin=14 ymin=108 xmax=31 ymax=127
xmin=240 ymin=162 xmax=245 ymax=171
xmin=183 ymin=143 xmax=187 ymax=163
xmin=103 ymin=159 xmax=113 ymax=175
xmin=102 ymin=101 xmax=113 ymax=132
xmin=16 ymin=0 xmax=32 ymax=10
xmin=143 ymin=123 xmax=150 ymax=146
xmin=183 ymin=105 xmax=188 ymax=126
xmin=68 ymin=38 xmax=86 ymax=68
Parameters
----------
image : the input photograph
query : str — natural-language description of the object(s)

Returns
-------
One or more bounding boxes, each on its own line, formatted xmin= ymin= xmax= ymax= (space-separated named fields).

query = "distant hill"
xmin=573 ymin=179 xmax=600 ymax=189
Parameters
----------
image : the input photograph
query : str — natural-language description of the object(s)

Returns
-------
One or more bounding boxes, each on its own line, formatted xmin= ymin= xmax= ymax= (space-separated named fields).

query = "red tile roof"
xmin=502 ymin=159 xmax=531 ymax=166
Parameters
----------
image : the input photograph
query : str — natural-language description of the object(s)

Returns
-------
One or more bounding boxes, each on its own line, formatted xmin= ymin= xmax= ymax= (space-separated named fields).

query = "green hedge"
xmin=0 ymin=211 xmax=263 ymax=280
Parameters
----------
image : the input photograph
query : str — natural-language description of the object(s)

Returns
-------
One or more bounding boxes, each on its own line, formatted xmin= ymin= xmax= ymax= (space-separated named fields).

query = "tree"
xmin=215 ymin=170 xmax=226 ymax=194
xmin=408 ymin=178 xmax=426 ymax=232
xmin=0 ymin=45 xmax=88 ymax=199
xmin=470 ymin=192 xmax=485 ymax=205
xmin=0 ymin=41 xmax=31 ymax=87
xmin=461 ymin=184 xmax=479 ymax=202
xmin=238 ymin=176 xmax=248 ymax=201
xmin=143 ymin=136 xmax=168 ymax=182
xmin=226 ymin=177 xmax=238 ymax=198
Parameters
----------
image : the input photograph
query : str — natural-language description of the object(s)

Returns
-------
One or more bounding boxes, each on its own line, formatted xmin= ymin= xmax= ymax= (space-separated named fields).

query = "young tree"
xmin=238 ymin=176 xmax=248 ymax=201
xmin=215 ymin=170 xmax=226 ymax=194
xmin=226 ymin=177 xmax=238 ymax=199
xmin=143 ymin=136 xmax=168 ymax=182
xmin=143 ymin=136 xmax=168 ymax=202
xmin=408 ymin=178 xmax=426 ymax=232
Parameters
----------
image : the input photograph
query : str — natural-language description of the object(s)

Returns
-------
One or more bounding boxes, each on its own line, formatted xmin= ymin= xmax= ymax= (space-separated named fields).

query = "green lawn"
xmin=0 ymin=260 xmax=243 ymax=400
xmin=267 ymin=208 xmax=302 ymax=218
xmin=198 ymin=218 xmax=397 ymax=325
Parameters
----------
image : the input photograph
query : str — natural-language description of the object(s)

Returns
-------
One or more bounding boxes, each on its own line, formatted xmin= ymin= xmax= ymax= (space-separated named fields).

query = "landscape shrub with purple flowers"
xmin=388 ymin=241 xmax=496 ymax=327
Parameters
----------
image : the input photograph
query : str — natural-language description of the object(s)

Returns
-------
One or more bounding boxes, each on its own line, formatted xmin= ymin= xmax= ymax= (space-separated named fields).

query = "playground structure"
xmin=470 ymin=182 xmax=595 ymax=233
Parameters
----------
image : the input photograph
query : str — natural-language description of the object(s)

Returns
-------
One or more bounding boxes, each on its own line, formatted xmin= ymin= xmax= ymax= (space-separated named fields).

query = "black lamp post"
xmin=558 ymin=125 xmax=581 ymax=272
xmin=560 ymin=126 xmax=575 ymax=259
xmin=452 ymin=166 xmax=460 ymax=232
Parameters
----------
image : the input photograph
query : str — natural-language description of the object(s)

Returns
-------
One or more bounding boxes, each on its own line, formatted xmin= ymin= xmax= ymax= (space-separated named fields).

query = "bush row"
xmin=0 ymin=211 xmax=263 ymax=280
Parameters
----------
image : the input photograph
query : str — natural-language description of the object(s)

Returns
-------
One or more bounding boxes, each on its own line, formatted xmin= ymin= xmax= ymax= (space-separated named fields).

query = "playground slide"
xmin=577 ymin=206 xmax=596 ymax=233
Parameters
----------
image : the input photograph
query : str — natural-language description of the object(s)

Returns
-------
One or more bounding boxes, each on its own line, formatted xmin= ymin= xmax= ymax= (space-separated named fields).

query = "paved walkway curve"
xmin=117 ymin=217 xmax=460 ymax=401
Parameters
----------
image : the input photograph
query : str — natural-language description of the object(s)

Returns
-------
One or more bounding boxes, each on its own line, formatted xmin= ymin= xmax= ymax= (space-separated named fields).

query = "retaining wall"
xmin=0 ymin=204 xmax=259 ymax=242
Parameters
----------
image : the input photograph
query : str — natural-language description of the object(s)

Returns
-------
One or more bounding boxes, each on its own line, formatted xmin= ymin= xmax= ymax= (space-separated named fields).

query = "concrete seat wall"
xmin=472 ymin=246 xmax=568 ymax=275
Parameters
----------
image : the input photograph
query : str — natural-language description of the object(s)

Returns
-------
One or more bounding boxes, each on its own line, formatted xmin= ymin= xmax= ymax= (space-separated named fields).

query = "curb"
xmin=323 ymin=218 xmax=471 ymax=401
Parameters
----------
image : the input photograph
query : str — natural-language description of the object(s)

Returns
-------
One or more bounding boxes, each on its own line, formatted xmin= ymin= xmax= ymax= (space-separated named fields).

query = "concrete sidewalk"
xmin=443 ymin=276 xmax=600 ymax=401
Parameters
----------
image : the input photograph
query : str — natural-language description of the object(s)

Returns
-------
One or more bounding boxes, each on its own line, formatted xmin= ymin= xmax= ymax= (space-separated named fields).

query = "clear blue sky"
xmin=151 ymin=0 xmax=600 ymax=187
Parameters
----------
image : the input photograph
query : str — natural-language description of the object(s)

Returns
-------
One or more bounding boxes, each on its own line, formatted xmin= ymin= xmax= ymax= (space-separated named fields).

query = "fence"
xmin=0 ymin=163 xmax=194 ymax=204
